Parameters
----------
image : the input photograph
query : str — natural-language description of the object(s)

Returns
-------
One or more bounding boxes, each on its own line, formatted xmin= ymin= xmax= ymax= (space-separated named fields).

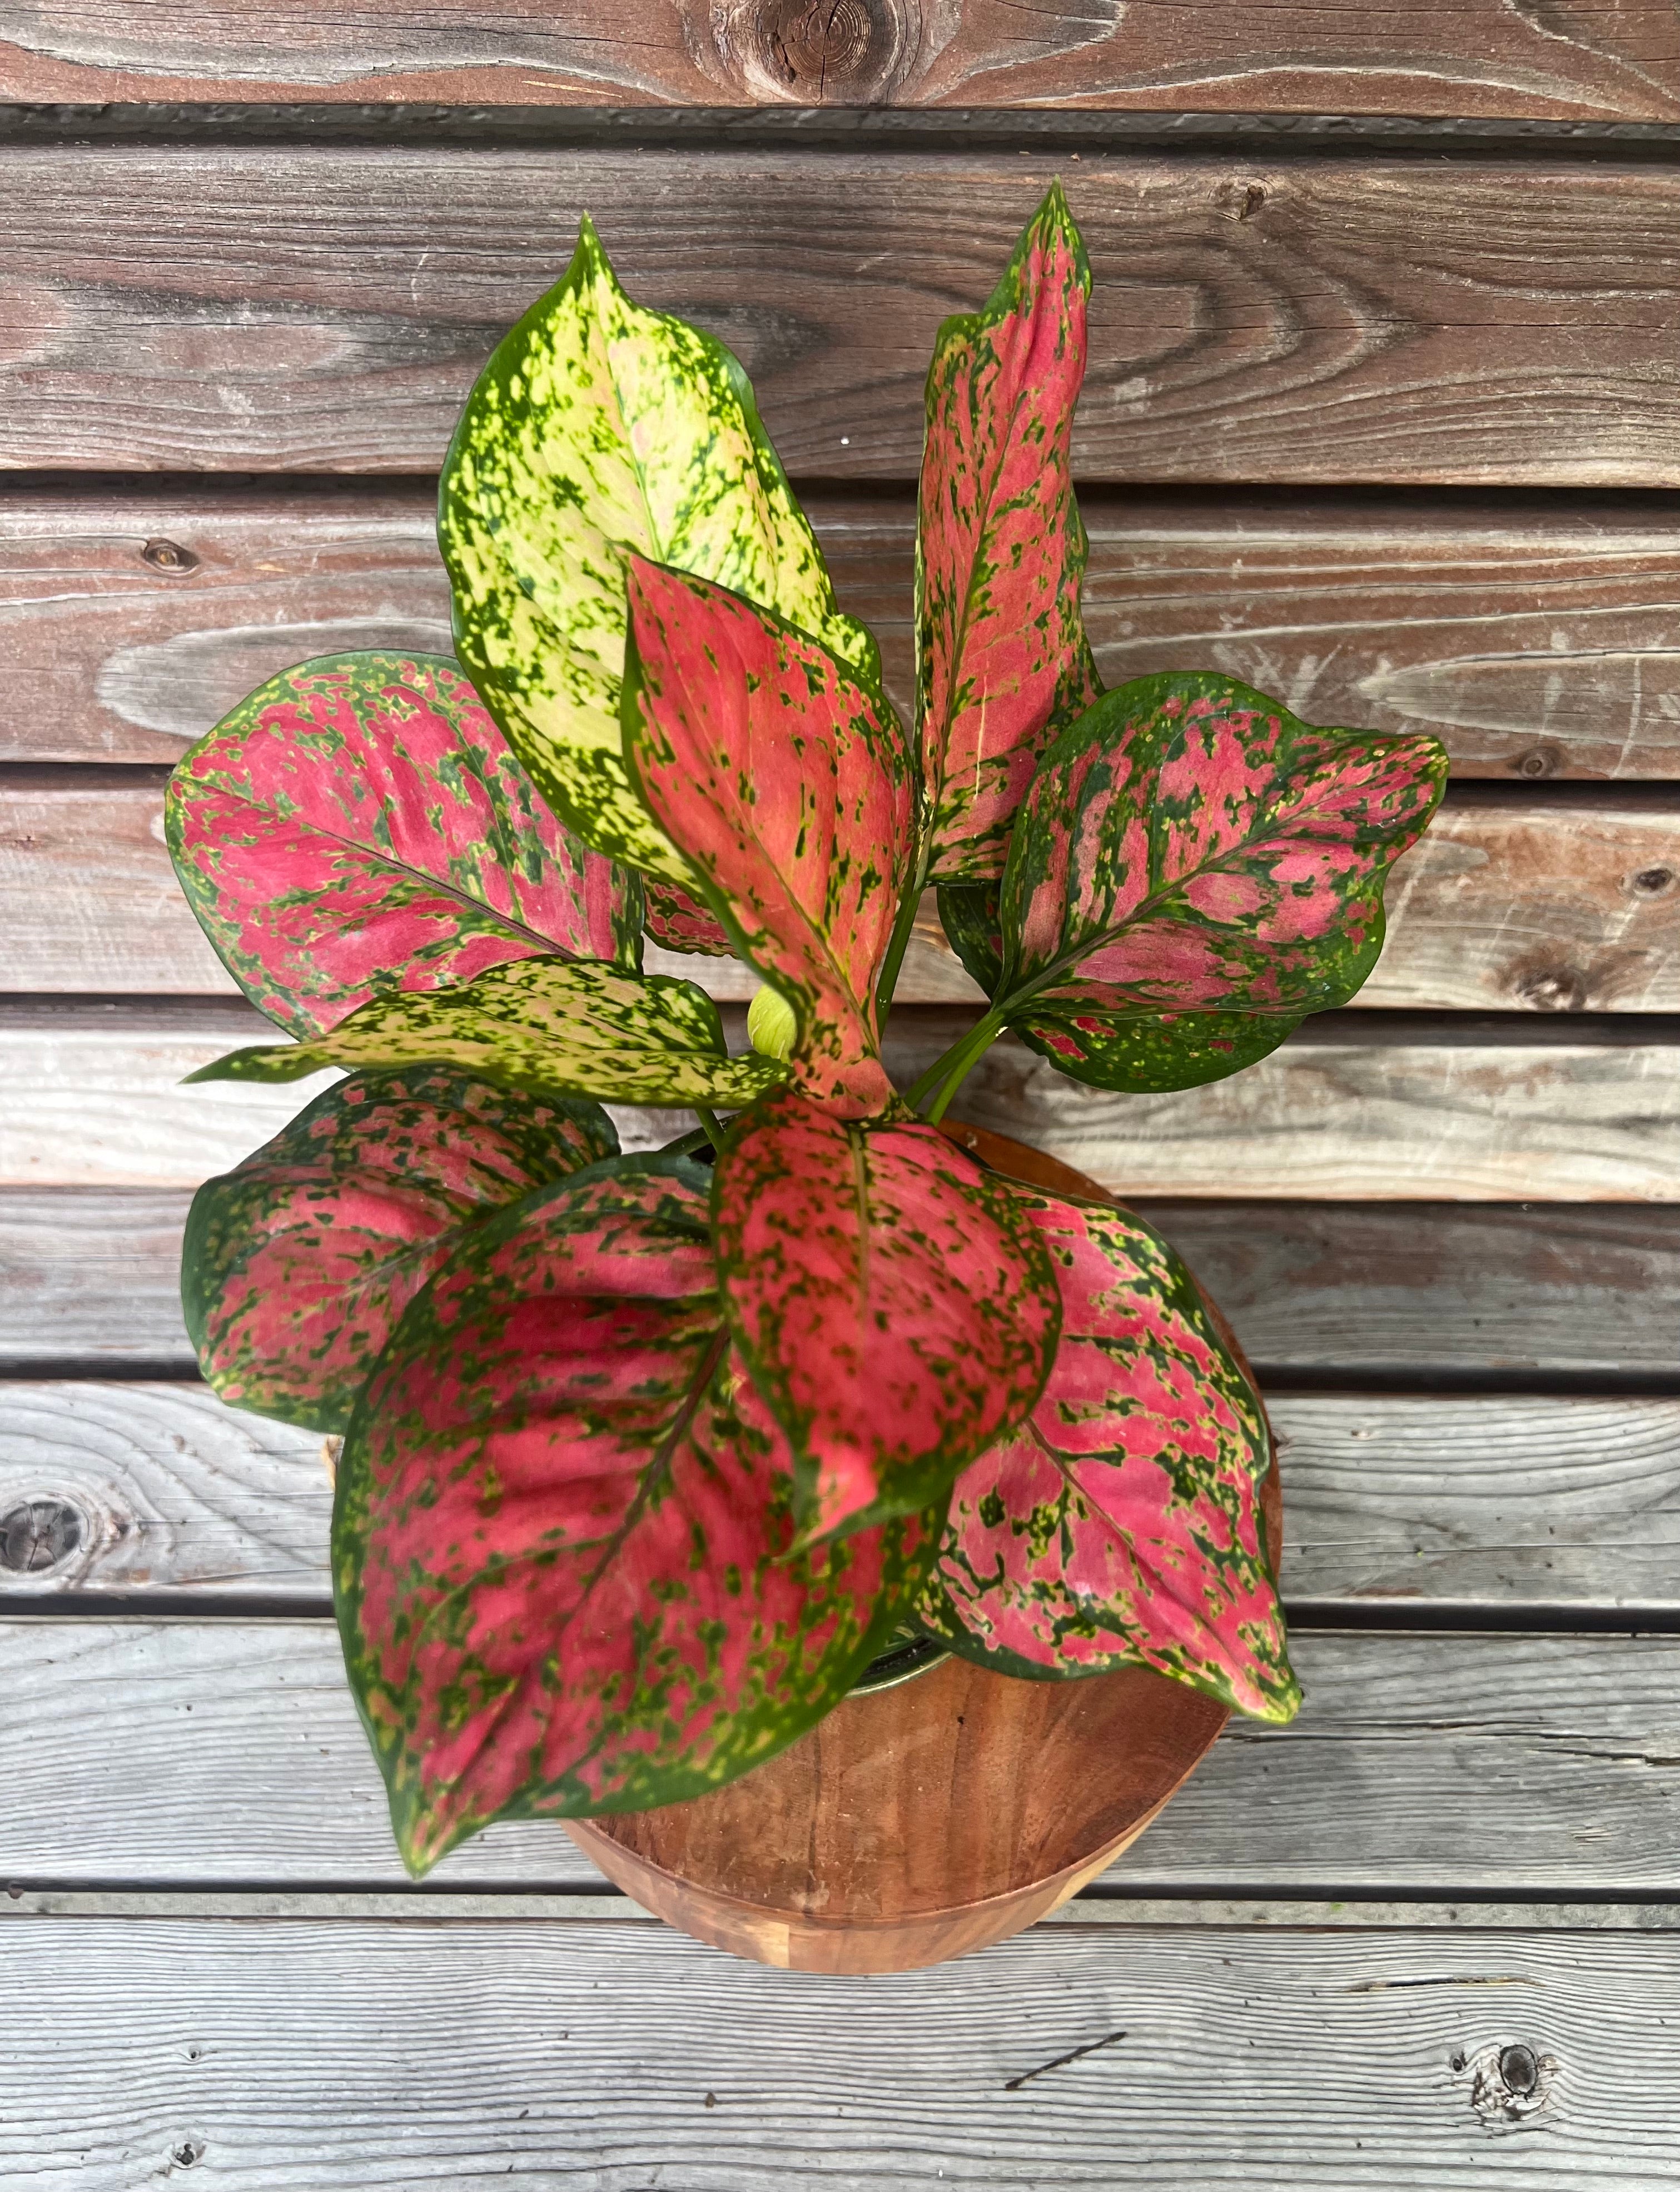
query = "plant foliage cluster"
xmin=168 ymin=188 xmax=1446 ymax=1871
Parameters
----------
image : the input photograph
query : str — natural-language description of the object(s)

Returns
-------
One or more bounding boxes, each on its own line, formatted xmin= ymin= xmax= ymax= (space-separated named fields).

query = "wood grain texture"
xmin=12 ymin=777 xmax=1680 ymax=1011
xmin=17 ymin=1385 xmax=1671 ymax=1610
xmin=3 ymin=1918 xmax=1677 ymax=2191
xmin=0 ymin=1382 xmax=328 ymax=1596
xmin=0 ymin=1188 xmax=196 ymax=1365
xmin=18 ymin=488 xmax=1680 ymax=780
xmin=11 ymin=1192 xmax=1675 ymax=1376
xmin=5 ymin=150 xmax=1680 ymax=482
xmin=6 ymin=1618 xmax=1680 ymax=1892
xmin=6 ymin=1005 xmax=1677 ymax=1200
xmin=1 ymin=1 xmax=1676 ymax=119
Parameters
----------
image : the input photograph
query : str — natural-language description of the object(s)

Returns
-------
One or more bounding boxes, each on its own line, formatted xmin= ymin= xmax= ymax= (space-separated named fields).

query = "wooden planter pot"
xmin=568 ymin=1123 xmax=1283 ymax=1975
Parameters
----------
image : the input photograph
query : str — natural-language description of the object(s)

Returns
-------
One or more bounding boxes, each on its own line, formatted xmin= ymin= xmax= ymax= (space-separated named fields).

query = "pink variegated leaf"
xmin=963 ymin=671 xmax=1448 ymax=1092
xmin=643 ymin=875 xmax=733 ymax=957
xmin=182 ymin=1068 xmax=615 ymax=1434
xmin=917 ymin=182 xmax=1101 ymax=885
xmin=915 ymin=1186 xmax=1300 ymax=1724
xmin=335 ymin=1153 xmax=935 ymax=1873
xmin=622 ymin=557 xmax=913 ymax=1119
xmin=166 ymin=652 xmax=642 ymax=1039
xmin=712 ymin=1087 xmax=1061 ymax=1543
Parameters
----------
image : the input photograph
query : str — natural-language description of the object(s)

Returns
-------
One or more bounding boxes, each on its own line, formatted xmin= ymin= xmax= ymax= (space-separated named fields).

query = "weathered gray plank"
xmin=7 ymin=1385 xmax=1679 ymax=1610
xmin=17 ymin=488 xmax=1680 ymax=780
xmin=3 ymin=0 xmax=1679 ymax=117
xmin=3 ymin=1916 xmax=1674 ymax=2190
xmin=6 ymin=149 xmax=1680 ymax=481
xmin=3 ymin=1621 xmax=1679 ymax=1892
xmin=6 ymin=1005 xmax=1677 ymax=1200
xmin=13 ymin=778 xmax=1678 ymax=1014
xmin=0 ymin=1383 xmax=329 ymax=1596
xmin=0 ymin=1188 xmax=196 ymax=1364
xmin=9 ymin=1192 xmax=1675 ymax=1377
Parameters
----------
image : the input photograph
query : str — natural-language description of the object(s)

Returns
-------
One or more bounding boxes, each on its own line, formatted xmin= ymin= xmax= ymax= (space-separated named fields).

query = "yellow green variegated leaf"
xmin=184 ymin=957 xmax=787 ymax=1110
xmin=440 ymin=214 xmax=878 ymax=879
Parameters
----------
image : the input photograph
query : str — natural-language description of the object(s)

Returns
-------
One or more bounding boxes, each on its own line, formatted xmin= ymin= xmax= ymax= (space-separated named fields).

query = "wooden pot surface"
xmin=567 ymin=1122 xmax=1284 ymax=1975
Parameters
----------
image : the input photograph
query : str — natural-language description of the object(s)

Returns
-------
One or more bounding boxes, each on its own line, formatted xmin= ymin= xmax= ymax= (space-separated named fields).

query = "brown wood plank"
xmin=5 ymin=1004 xmax=1678 ymax=1200
xmin=7 ymin=1384 xmax=1677 ymax=1609
xmin=5 ymin=1619 xmax=1679 ymax=1892
xmin=4 ymin=149 xmax=1680 ymax=482
xmin=3 ymin=1918 xmax=1676 ymax=2192
xmin=16 ymin=487 xmax=1680 ymax=780
xmin=8 ymin=1192 xmax=1674 ymax=1377
xmin=9 ymin=777 xmax=1678 ymax=1014
xmin=1 ymin=2 xmax=1676 ymax=119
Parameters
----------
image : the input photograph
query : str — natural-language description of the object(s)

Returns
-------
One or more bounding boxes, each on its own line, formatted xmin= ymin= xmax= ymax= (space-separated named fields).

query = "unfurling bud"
xmin=747 ymin=985 xmax=797 ymax=1062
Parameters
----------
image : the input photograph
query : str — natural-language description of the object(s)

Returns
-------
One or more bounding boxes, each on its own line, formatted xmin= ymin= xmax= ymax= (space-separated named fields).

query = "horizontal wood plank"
xmin=4 ymin=1006 xmax=1676 ymax=1200
xmin=6 ymin=1619 xmax=1680 ymax=1892
xmin=3 ymin=1916 xmax=1674 ymax=2190
xmin=12 ymin=777 xmax=1678 ymax=1013
xmin=5 ymin=150 xmax=1680 ymax=482
xmin=2 ymin=1 xmax=1677 ymax=120
xmin=9 ymin=1192 xmax=1674 ymax=1377
xmin=16 ymin=488 xmax=1680 ymax=780
xmin=7 ymin=1383 xmax=1678 ymax=1610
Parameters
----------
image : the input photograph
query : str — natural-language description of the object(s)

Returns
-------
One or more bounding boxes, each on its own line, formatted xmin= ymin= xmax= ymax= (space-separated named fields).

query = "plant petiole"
xmin=695 ymin=1105 xmax=727 ymax=1154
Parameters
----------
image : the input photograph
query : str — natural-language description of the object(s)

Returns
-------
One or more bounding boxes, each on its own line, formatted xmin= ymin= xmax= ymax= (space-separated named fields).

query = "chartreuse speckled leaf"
xmin=914 ymin=1185 xmax=1300 ymax=1725
xmin=712 ymin=1087 xmax=1062 ymax=1544
xmin=185 ymin=957 xmax=787 ymax=1111
xmin=622 ymin=557 xmax=913 ymax=1120
xmin=335 ymin=1155 xmax=937 ymax=1873
xmin=166 ymin=652 xmax=641 ymax=1040
xmin=182 ymin=1068 xmax=615 ymax=1434
xmin=439 ymin=215 xmax=878 ymax=880
xmin=917 ymin=184 xmax=1101 ymax=886
xmin=958 ymin=670 xmax=1448 ymax=1093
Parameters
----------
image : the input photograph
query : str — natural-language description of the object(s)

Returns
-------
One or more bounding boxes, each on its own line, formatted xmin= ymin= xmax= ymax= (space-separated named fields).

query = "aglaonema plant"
xmin=167 ymin=186 xmax=1447 ymax=1873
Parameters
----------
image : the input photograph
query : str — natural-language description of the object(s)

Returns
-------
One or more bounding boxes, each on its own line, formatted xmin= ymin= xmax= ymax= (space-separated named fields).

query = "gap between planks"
xmin=5 ymin=1888 xmax=1680 ymax=1932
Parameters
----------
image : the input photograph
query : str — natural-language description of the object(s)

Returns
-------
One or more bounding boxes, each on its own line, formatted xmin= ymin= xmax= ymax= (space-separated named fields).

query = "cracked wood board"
xmin=0 ymin=0 xmax=1677 ymax=116
xmin=4 ymin=1005 xmax=1677 ymax=1200
xmin=4 ymin=1383 xmax=1679 ymax=1610
xmin=4 ymin=1620 xmax=1680 ymax=1893
xmin=1 ymin=1917 xmax=1667 ymax=2188
xmin=6 ymin=1191 xmax=1676 ymax=1376
xmin=14 ymin=487 xmax=1680 ymax=781
xmin=5 ymin=150 xmax=1680 ymax=481
xmin=9 ymin=777 xmax=1678 ymax=1014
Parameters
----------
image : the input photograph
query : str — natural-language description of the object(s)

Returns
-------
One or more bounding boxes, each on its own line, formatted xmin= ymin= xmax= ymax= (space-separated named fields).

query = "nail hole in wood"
xmin=0 ymin=1499 xmax=84 ymax=1574
xmin=142 ymin=537 xmax=200 ymax=576
xmin=1498 ymin=2044 xmax=1539 ymax=2095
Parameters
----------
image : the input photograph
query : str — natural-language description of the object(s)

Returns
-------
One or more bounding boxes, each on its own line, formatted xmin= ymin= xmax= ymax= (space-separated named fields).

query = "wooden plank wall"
xmin=2 ymin=13 xmax=1679 ymax=2184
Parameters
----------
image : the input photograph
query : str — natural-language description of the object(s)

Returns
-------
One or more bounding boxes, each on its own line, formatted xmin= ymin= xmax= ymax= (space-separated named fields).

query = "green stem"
xmin=874 ymin=848 xmax=932 ymax=1035
xmin=906 ymin=1009 xmax=1006 ymax=1122
xmin=695 ymin=1106 xmax=727 ymax=1154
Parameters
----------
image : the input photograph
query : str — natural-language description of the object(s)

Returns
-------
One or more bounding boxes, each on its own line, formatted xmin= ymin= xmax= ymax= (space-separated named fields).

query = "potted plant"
xmin=165 ymin=187 xmax=1445 ymax=1971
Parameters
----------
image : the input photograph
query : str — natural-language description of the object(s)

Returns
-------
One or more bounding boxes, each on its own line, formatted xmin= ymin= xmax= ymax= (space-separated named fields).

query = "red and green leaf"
xmin=440 ymin=215 xmax=878 ymax=880
xmin=643 ymin=876 xmax=733 ymax=958
xmin=977 ymin=671 xmax=1449 ymax=1092
xmin=335 ymin=1154 xmax=935 ymax=1872
xmin=917 ymin=182 xmax=1101 ymax=886
xmin=186 ymin=956 xmax=788 ymax=1112
xmin=166 ymin=652 xmax=640 ymax=1040
xmin=711 ymin=1087 xmax=1062 ymax=1543
xmin=183 ymin=1068 xmax=615 ymax=1434
xmin=622 ymin=556 xmax=914 ymax=1120
xmin=915 ymin=1185 xmax=1300 ymax=1724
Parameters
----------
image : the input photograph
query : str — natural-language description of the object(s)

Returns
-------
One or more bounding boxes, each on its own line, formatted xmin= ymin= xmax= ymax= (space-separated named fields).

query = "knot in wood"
xmin=0 ymin=1498 xmax=83 ymax=1574
xmin=1467 ymin=2037 xmax=1555 ymax=2124
xmin=708 ymin=1 xmax=916 ymax=103
xmin=141 ymin=537 xmax=199 ymax=576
